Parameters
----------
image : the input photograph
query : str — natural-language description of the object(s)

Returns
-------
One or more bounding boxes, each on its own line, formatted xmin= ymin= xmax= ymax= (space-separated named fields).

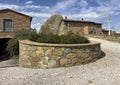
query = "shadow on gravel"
xmin=99 ymin=50 xmax=106 ymax=59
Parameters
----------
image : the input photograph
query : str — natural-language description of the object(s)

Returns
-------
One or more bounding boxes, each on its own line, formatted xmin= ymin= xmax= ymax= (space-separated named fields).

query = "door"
xmin=3 ymin=19 xmax=13 ymax=32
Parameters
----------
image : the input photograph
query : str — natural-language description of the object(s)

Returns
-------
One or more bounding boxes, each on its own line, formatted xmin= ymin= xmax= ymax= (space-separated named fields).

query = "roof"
xmin=102 ymin=29 xmax=109 ymax=32
xmin=0 ymin=8 xmax=32 ymax=21
xmin=63 ymin=19 xmax=102 ymax=25
xmin=102 ymin=29 xmax=116 ymax=32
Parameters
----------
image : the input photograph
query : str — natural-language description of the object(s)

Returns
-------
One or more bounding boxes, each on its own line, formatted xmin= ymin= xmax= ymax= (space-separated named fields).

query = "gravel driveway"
xmin=0 ymin=38 xmax=120 ymax=85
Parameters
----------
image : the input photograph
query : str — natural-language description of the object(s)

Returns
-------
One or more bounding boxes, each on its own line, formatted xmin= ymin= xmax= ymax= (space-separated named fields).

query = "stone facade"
xmin=0 ymin=9 xmax=32 ymax=38
xmin=64 ymin=19 xmax=103 ymax=35
xmin=19 ymin=40 xmax=101 ymax=69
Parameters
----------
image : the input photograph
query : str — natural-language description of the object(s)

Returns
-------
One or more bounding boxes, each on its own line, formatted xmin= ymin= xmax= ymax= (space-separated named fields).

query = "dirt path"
xmin=0 ymin=38 xmax=120 ymax=85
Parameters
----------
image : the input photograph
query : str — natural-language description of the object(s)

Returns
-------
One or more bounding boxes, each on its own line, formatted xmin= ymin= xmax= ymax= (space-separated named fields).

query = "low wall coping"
xmin=19 ymin=40 xmax=101 ymax=47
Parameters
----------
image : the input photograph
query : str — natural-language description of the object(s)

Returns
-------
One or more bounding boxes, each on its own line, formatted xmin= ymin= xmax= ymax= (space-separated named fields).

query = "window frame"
xmin=3 ymin=19 xmax=13 ymax=32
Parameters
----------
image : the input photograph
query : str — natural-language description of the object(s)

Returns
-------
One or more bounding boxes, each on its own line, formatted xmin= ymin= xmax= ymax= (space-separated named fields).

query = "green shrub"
xmin=7 ymin=30 xmax=89 ymax=57
xmin=28 ymin=31 xmax=39 ymax=41
xmin=6 ymin=30 xmax=37 ymax=57
xmin=30 ymin=32 xmax=90 ymax=44
xmin=6 ymin=38 xmax=19 ymax=57
xmin=35 ymin=33 xmax=60 ymax=43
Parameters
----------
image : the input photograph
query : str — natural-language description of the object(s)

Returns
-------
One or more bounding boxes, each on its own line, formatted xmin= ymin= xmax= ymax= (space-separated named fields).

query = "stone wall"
xmin=19 ymin=40 xmax=101 ymax=69
xmin=69 ymin=27 xmax=84 ymax=35
xmin=64 ymin=20 xmax=103 ymax=35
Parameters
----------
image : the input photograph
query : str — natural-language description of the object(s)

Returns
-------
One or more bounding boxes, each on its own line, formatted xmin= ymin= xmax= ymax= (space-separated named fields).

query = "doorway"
xmin=0 ymin=38 xmax=11 ymax=61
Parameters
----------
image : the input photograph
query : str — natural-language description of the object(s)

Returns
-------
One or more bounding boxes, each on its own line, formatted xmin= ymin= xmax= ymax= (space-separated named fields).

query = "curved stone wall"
xmin=19 ymin=40 xmax=101 ymax=69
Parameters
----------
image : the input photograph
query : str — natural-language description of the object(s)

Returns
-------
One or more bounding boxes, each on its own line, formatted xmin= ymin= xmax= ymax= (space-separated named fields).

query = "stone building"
xmin=0 ymin=8 xmax=32 ymax=38
xmin=40 ymin=15 xmax=103 ymax=35
xmin=64 ymin=17 xmax=103 ymax=35
xmin=0 ymin=8 xmax=32 ymax=60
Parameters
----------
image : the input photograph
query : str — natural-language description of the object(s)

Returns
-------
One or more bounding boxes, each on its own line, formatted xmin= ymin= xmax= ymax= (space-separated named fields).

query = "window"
xmin=3 ymin=19 xmax=13 ymax=32
xmin=96 ymin=24 xmax=101 ymax=28
xmin=68 ymin=22 xmax=73 ymax=27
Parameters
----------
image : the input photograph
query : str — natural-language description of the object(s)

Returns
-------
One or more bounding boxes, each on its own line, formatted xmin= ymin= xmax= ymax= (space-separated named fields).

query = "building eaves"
xmin=63 ymin=19 xmax=102 ymax=25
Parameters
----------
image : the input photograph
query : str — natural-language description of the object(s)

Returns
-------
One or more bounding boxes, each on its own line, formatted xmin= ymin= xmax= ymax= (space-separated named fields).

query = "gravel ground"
xmin=0 ymin=38 xmax=120 ymax=85
xmin=0 ymin=57 xmax=18 ymax=68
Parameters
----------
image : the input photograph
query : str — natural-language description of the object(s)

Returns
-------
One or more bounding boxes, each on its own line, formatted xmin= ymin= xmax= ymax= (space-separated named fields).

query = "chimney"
xmin=65 ymin=16 xmax=67 ymax=19
xmin=81 ymin=18 xmax=84 ymax=21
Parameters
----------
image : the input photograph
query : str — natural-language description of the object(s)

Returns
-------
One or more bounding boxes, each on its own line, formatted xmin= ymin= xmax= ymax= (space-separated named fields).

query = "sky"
xmin=0 ymin=0 xmax=120 ymax=32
